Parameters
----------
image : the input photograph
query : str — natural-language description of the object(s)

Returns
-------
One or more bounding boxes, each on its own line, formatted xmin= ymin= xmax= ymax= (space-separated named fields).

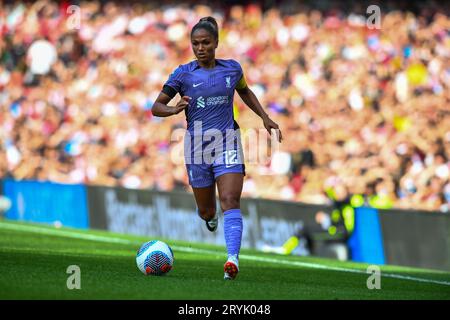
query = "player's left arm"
xmin=235 ymin=75 xmax=283 ymax=143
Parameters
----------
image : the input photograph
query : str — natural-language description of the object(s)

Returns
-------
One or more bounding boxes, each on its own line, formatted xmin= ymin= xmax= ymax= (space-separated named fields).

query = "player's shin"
xmin=223 ymin=208 xmax=243 ymax=258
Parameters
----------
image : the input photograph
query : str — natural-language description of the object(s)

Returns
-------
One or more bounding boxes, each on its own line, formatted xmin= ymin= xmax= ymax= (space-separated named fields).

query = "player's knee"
xmin=198 ymin=207 xmax=216 ymax=221
xmin=219 ymin=194 xmax=240 ymax=212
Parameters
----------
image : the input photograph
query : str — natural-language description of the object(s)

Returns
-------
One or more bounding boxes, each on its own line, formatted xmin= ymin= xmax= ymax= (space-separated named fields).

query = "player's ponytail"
xmin=191 ymin=16 xmax=219 ymax=42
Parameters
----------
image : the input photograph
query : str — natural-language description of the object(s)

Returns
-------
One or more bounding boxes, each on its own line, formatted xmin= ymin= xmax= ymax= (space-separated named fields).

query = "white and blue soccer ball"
xmin=136 ymin=240 xmax=174 ymax=276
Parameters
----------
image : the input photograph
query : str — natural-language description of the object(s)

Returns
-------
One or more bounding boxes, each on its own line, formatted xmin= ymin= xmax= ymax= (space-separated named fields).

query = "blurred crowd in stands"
xmin=0 ymin=0 xmax=449 ymax=212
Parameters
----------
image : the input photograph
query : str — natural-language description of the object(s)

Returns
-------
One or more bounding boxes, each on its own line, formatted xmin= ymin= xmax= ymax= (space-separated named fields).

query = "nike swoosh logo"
xmin=193 ymin=83 xmax=203 ymax=87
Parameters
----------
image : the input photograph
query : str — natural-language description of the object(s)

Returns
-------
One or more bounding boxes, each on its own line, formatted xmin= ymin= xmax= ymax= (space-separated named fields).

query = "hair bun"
xmin=191 ymin=16 xmax=219 ymax=41
xmin=199 ymin=16 xmax=218 ymax=30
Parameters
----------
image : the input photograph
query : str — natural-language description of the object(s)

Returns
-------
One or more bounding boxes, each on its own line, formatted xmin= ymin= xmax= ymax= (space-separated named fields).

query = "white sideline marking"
xmin=1 ymin=221 xmax=450 ymax=287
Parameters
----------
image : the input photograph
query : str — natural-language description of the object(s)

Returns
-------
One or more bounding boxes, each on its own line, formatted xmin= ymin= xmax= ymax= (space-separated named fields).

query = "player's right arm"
xmin=151 ymin=93 xmax=191 ymax=117
xmin=152 ymin=65 xmax=191 ymax=117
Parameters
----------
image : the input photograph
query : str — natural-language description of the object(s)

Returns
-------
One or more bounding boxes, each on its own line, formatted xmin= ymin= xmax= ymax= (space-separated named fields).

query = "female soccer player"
xmin=152 ymin=17 xmax=282 ymax=280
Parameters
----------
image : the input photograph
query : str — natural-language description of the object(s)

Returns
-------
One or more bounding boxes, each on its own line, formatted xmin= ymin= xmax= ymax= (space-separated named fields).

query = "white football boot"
xmin=205 ymin=214 xmax=218 ymax=232
xmin=224 ymin=254 xmax=239 ymax=280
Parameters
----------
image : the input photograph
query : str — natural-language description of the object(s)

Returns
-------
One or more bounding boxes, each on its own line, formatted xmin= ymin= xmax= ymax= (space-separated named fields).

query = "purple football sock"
xmin=223 ymin=208 xmax=243 ymax=258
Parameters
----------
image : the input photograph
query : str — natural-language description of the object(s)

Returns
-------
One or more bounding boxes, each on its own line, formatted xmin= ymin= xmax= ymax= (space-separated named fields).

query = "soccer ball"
xmin=136 ymin=240 xmax=174 ymax=276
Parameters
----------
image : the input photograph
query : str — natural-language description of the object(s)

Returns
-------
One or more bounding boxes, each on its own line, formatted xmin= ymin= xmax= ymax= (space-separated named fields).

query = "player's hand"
xmin=173 ymin=96 xmax=191 ymax=114
xmin=263 ymin=117 xmax=283 ymax=143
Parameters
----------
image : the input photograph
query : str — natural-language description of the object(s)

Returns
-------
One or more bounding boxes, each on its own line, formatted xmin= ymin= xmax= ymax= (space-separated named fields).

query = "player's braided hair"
xmin=191 ymin=16 xmax=219 ymax=42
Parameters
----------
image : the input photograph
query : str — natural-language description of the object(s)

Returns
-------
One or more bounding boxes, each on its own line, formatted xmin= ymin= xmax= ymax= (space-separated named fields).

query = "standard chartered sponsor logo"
xmin=207 ymin=96 xmax=229 ymax=106
xmin=196 ymin=96 xmax=229 ymax=108
xmin=196 ymin=96 xmax=205 ymax=108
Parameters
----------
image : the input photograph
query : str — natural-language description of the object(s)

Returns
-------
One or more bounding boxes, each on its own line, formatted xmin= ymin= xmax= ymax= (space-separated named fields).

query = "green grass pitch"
xmin=0 ymin=219 xmax=449 ymax=300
